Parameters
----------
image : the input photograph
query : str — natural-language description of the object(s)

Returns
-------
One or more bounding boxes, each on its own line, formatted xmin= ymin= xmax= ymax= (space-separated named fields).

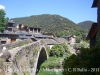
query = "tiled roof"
xmin=42 ymin=39 xmax=59 ymax=45
xmin=86 ymin=23 xmax=98 ymax=40
xmin=8 ymin=20 xmax=15 ymax=23
xmin=53 ymin=37 xmax=68 ymax=44
xmin=92 ymin=0 xmax=98 ymax=7
xmin=60 ymin=35 xmax=72 ymax=38
xmin=34 ymin=34 xmax=52 ymax=38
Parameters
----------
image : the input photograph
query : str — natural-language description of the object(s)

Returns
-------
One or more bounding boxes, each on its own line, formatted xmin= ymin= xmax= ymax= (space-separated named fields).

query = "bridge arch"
xmin=34 ymin=46 xmax=48 ymax=75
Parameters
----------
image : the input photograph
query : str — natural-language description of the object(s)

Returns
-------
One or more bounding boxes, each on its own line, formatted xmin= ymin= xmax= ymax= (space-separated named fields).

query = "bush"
xmin=14 ymin=72 xmax=18 ymax=75
xmin=49 ymin=44 xmax=65 ymax=57
xmin=73 ymin=41 xmax=89 ymax=50
xmin=40 ymin=57 xmax=61 ymax=69
xmin=76 ymin=37 xmax=81 ymax=43
xmin=63 ymin=47 xmax=100 ymax=75
xmin=49 ymin=43 xmax=69 ymax=57
xmin=37 ymin=69 xmax=62 ymax=75
xmin=61 ymin=43 xmax=69 ymax=52
xmin=37 ymin=70 xmax=57 ymax=75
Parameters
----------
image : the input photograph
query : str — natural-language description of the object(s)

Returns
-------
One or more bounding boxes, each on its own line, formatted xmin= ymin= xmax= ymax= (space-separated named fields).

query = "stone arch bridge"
xmin=0 ymin=39 xmax=49 ymax=75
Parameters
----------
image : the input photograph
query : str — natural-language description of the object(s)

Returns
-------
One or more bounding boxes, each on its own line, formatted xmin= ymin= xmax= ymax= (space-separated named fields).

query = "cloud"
xmin=0 ymin=5 xmax=5 ymax=10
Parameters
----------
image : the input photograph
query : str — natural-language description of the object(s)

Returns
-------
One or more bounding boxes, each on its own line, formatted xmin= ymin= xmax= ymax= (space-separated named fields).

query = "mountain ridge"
xmin=12 ymin=14 xmax=87 ymax=36
xmin=77 ymin=20 xmax=94 ymax=30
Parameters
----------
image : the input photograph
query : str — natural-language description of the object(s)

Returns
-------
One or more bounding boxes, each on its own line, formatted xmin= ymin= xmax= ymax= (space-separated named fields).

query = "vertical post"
xmin=33 ymin=28 xmax=34 ymax=33
xmin=29 ymin=28 xmax=30 ymax=33
xmin=37 ymin=29 xmax=38 ymax=33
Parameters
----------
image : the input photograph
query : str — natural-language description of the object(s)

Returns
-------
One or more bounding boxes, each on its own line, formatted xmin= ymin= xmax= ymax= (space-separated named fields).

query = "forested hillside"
xmin=12 ymin=14 xmax=87 ymax=37
xmin=77 ymin=21 xmax=94 ymax=30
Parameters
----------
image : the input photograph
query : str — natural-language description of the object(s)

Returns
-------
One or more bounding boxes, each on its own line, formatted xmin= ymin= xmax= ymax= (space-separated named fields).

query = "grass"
xmin=20 ymin=61 xmax=27 ymax=68
xmin=15 ymin=55 xmax=20 ymax=60
xmin=23 ymin=71 xmax=30 ymax=75
xmin=14 ymin=72 xmax=18 ymax=75
xmin=40 ymin=57 xmax=62 ymax=69
xmin=18 ymin=42 xmax=29 ymax=47
xmin=29 ymin=57 xmax=34 ymax=68
xmin=9 ymin=46 xmax=13 ymax=50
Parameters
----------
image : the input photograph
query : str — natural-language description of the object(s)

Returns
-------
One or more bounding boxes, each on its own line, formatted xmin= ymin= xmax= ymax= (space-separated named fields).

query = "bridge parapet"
xmin=0 ymin=39 xmax=33 ymax=52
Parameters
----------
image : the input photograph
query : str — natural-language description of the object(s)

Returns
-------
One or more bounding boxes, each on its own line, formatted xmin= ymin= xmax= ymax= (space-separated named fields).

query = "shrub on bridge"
xmin=63 ymin=47 xmax=100 ymax=75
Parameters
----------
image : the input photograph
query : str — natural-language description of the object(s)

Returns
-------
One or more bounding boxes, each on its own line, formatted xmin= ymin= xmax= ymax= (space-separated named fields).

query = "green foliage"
xmin=49 ymin=43 xmax=69 ymax=57
xmin=18 ymin=43 xmax=25 ymax=46
xmin=15 ymin=55 xmax=20 ymax=60
xmin=14 ymin=72 xmax=18 ymax=75
xmin=61 ymin=43 xmax=69 ymax=52
xmin=40 ymin=57 xmax=61 ymax=69
xmin=20 ymin=61 xmax=27 ymax=68
xmin=49 ymin=44 xmax=65 ymax=57
xmin=33 ymin=47 xmax=38 ymax=55
xmin=9 ymin=46 xmax=13 ymax=50
xmin=12 ymin=14 xmax=87 ymax=37
xmin=73 ymin=41 xmax=89 ymax=49
xmin=63 ymin=47 xmax=100 ymax=75
xmin=0 ymin=58 xmax=4 ymax=69
xmin=37 ymin=70 xmax=57 ymax=75
xmin=23 ymin=71 xmax=30 ymax=75
xmin=25 ymin=50 xmax=29 ymax=56
xmin=0 ymin=9 xmax=8 ymax=32
xmin=56 ymin=71 xmax=63 ymax=75
xmin=29 ymin=57 xmax=34 ymax=68
xmin=18 ymin=42 xmax=29 ymax=47
xmin=75 ymin=36 xmax=81 ymax=43
xmin=25 ymin=41 xmax=29 ymax=44
xmin=41 ymin=40 xmax=45 ymax=45
xmin=96 ymin=30 xmax=100 ymax=46
xmin=65 ymin=51 xmax=72 ymax=58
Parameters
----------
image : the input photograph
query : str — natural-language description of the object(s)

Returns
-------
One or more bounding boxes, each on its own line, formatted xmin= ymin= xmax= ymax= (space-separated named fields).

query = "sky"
xmin=0 ymin=0 xmax=97 ymax=23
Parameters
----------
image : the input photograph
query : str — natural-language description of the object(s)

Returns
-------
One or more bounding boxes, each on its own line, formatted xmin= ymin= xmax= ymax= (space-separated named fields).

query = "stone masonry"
xmin=0 ymin=39 xmax=48 ymax=75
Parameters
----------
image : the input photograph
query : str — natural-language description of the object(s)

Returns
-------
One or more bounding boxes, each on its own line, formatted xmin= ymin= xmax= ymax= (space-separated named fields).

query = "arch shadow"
xmin=36 ymin=47 xmax=48 ymax=74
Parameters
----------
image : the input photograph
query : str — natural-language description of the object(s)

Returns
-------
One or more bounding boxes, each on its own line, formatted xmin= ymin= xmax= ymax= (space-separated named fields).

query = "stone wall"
xmin=7 ymin=40 xmax=48 ymax=75
xmin=0 ymin=39 xmax=33 ymax=52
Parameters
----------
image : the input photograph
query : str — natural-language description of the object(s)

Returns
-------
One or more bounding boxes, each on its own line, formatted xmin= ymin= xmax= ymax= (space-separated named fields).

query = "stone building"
xmin=4 ymin=20 xmax=15 ymax=33
xmin=61 ymin=35 xmax=76 ymax=44
xmin=0 ymin=20 xmax=19 ymax=44
xmin=28 ymin=27 xmax=41 ymax=34
xmin=0 ymin=20 xmax=53 ymax=44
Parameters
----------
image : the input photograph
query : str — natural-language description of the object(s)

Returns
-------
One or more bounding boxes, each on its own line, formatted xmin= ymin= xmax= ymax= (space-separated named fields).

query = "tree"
xmin=0 ymin=9 xmax=8 ymax=32
xmin=63 ymin=47 xmax=100 ymax=75
xmin=49 ymin=44 xmax=65 ymax=57
xmin=75 ymin=36 xmax=81 ymax=43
